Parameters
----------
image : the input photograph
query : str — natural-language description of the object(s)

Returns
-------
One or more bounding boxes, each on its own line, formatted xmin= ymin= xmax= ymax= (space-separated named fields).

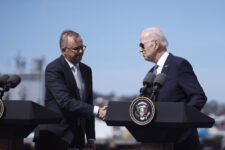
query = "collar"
xmin=64 ymin=57 xmax=79 ymax=69
xmin=156 ymin=51 xmax=169 ymax=68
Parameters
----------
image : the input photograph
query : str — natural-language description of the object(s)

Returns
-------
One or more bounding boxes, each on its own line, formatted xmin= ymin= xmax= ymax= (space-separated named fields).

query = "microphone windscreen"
xmin=0 ymin=74 xmax=10 ymax=87
xmin=143 ymin=72 xmax=156 ymax=86
xmin=7 ymin=75 xmax=21 ymax=88
xmin=153 ymin=73 xmax=167 ymax=87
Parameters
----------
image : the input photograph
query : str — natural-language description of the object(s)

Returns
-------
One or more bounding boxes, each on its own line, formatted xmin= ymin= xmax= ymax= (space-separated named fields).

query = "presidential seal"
xmin=0 ymin=98 xmax=4 ymax=119
xmin=129 ymin=97 xmax=155 ymax=125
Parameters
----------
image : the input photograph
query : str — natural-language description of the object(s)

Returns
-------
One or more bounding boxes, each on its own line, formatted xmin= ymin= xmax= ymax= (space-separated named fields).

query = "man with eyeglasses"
xmin=139 ymin=27 xmax=207 ymax=150
xmin=34 ymin=30 xmax=107 ymax=150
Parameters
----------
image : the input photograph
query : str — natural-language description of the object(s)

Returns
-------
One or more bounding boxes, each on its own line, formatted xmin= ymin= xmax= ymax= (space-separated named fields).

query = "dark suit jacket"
xmin=145 ymin=53 xmax=207 ymax=150
xmin=34 ymin=55 xmax=95 ymax=147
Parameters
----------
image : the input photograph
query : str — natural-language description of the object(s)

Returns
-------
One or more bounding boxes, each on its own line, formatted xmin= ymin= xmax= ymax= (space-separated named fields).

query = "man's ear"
xmin=154 ymin=40 xmax=160 ymax=50
xmin=61 ymin=48 xmax=67 ymax=57
xmin=61 ymin=48 xmax=66 ymax=52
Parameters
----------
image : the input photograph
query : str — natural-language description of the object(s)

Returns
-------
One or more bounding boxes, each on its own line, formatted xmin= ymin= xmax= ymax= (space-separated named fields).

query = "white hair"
xmin=143 ymin=27 xmax=168 ymax=48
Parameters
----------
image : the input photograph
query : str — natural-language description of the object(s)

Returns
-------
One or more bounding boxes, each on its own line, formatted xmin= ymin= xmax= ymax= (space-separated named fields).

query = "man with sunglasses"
xmin=139 ymin=27 xmax=207 ymax=150
xmin=34 ymin=30 xmax=107 ymax=150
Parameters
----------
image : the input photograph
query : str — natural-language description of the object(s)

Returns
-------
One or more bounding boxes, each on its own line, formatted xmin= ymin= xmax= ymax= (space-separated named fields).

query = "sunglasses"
xmin=139 ymin=43 xmax=145 ymax=49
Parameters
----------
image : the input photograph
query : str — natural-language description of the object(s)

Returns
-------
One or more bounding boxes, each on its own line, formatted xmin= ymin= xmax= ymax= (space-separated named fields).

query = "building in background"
xmin=2 ymin=53 xmax=45 ymax=105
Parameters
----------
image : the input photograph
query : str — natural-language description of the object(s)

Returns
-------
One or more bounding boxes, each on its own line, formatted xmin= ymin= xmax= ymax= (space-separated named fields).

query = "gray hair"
xmin=60 ymin=30 xmax=80 ymax=50
xmin=143 ymin=27 xmax=168 ymax=48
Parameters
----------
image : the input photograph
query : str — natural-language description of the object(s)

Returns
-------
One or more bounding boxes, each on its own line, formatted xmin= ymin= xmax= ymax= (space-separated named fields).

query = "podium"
xmin=105 ymin=101 xmax=214 ymax=150
xmin=0 ymin=100 xmax=61 ymax=150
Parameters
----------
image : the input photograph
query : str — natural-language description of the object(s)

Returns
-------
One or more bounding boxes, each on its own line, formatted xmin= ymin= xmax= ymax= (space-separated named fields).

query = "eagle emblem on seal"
xmin=135 ymin=102 xmax=150 ymax=120
xmin=130 ymin=97 xmax=155 ymax=125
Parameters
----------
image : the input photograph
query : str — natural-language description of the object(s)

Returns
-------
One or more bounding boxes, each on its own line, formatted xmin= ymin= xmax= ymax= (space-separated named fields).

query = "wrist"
xmin=93 ymin=106 xmax=99 ymax=115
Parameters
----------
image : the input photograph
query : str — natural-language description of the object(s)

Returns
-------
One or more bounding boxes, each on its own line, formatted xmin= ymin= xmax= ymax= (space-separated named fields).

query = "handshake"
xmin=97 ymin=106 xmax=107 ymax=120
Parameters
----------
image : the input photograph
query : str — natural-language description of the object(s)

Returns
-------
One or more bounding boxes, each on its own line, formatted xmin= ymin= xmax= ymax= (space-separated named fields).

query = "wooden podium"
xmin=0 ymin=100 xmax=61 ymax=150
xmin=105 ymin=101 xmax=214 ymax=150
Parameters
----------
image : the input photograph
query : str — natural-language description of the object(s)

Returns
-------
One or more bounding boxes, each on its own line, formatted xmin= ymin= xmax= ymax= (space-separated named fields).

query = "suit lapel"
xmin=79 ymin=63 xmax=89 ymax=100
xmin=59 ymin=55 xmax=80 ymax=99
xmin=161 ymin=53 xmax=173 ymax=75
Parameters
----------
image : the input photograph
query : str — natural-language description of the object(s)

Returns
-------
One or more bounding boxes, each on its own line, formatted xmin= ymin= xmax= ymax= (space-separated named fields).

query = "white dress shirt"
xmin=153 ymin=51 xmax=169 ymax=75
xmin=64 ymin=58 xmax=99 ymax=115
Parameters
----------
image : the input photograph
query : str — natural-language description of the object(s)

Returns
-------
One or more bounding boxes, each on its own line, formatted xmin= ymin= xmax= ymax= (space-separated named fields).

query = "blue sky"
xmin=0 ymin=0 xmax=225 ymax=102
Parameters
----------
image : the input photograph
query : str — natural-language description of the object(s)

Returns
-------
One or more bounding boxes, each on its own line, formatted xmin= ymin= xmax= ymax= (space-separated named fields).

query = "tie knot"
xmin=153 ymin=65 xmax=158 ymax=75
xmin=72 ymin=65 xmax=79 ymax=72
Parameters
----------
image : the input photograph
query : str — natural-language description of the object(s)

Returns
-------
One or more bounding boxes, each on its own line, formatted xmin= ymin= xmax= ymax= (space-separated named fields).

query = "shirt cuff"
xmin=93 ymin=106 xmax=99 ymax=115
xmin=88 ymin=138 xmax=95 ymax=141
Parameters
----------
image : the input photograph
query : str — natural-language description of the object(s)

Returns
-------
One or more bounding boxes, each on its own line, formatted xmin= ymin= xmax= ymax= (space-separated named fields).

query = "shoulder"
xmin=169 ymin=53 xmax=192 ymax=67
xmin=80 ymin=62 xmax=92 ymax=71
xmin=169 ymin=54 xmax=194 ymax=74
xmin=46 ymin=56 xmax=64 ymax=71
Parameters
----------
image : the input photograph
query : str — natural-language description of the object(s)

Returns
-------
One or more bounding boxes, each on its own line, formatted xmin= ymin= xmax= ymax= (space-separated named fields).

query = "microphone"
xmin=140 ymin=72 xmax=156 ymax=96
xmin=0 ymin=75 xmax=10 ymax=88
xmin=150 ymin=73 xmax=167 ymax=101
xmin=0 ymin=74 xmax=21 ymax=99
xmin=4 ymin=75 xmax=21 ymax=91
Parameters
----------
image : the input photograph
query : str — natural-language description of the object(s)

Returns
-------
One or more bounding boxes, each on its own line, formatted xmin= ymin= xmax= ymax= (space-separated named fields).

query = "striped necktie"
xmin=73 ymin=66 xmax=85 ymax=100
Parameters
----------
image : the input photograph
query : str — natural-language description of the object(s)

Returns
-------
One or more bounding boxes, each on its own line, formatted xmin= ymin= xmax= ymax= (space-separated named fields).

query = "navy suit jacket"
xmin=145 ymin=53 xmax=207 ymax=150
xmin=35 ymin=55 xmax=95 ymax=146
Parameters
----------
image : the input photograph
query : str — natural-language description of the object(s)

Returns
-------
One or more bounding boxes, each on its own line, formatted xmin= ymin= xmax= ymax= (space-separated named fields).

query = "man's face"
xmin=139 ymin=33 xmax=157 ymax=62
xmin=62 ymin=36 xmax=84 ymax=65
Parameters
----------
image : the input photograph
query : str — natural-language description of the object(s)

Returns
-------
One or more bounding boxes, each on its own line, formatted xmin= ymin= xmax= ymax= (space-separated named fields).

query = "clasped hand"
xmin=97 ymin=106 xmax=107 ymax=120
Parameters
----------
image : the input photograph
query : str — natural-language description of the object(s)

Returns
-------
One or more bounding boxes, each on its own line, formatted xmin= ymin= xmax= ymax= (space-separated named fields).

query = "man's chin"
xmin=143 ymin=56 xmax=148 ymax=60
xmin=144 ymin=57 xmax=151 ymax=62
xmin=71 ymin=58 xmax=82 ymax=65
xmin=78 ymin=57 xmax=82 ymax=62
xmin=75 ymin=56 xmax=82 ymax=61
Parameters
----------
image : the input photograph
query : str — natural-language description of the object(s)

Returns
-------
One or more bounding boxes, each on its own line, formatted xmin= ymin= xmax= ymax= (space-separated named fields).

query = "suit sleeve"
xmin=85 ymin=68 xmax=96 ymax=139
xmin=178 ymin=60 xmax=207 ymax=110
xmin=45 ymin=64 xmax=94 ymax=117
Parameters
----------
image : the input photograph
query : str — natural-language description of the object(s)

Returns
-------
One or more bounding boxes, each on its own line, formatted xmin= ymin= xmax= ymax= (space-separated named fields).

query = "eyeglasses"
xmin=139 ymin=43 xmax=145 ymax=49
xmin=68 ymin=45 xmax=86 ymax=51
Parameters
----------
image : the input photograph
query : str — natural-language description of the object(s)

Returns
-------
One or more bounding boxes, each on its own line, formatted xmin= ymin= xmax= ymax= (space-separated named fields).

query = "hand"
xmin=98 ymin=106 xmax=107 ymax=120
xmin=87 ymin=140 xmax=95 ymax=150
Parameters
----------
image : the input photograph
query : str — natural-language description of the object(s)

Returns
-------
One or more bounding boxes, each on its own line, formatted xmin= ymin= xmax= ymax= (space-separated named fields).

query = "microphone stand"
xmin=150 ymin=85 xmax=160 ymax=101
xmin=0 ymin=85 xmax=9 ymax=99
xmin=150 ymin=92 xmax=157 ymax=101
